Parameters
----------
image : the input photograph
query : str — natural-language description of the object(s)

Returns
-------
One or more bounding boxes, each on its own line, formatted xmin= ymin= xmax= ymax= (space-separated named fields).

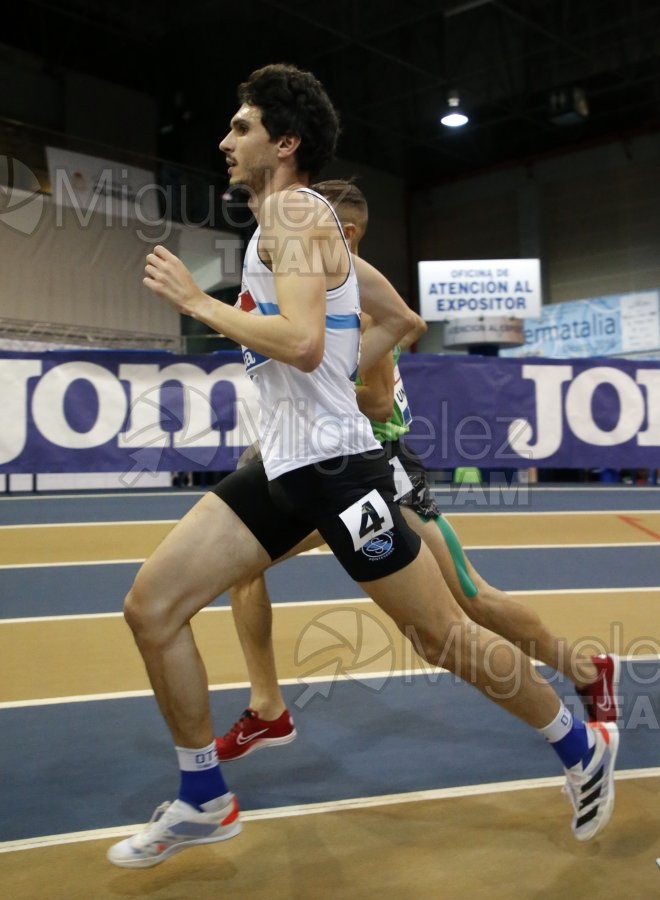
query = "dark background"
xmin=3 ymin=0 xmax=660 ymax=187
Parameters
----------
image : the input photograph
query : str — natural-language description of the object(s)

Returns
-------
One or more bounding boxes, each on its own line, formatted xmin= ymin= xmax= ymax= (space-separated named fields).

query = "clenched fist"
xmin=144 ymin=245 xmax=205 ymax=316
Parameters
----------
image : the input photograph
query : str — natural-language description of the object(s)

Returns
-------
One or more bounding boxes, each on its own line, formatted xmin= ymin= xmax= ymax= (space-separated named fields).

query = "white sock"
xmin=175 ymin=741 xmax=219 ymax=772
xmin=538 ymin=703 xmax=574 ymax=743
xmin=538 ymin=703 xmax=596 ymax=748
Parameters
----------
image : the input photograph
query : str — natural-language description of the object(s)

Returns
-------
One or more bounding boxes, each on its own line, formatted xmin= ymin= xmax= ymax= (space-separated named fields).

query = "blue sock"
xmin=176 ymin=742 xmax=229 ymax=809
xmin=539 ymin=703 xmax=595 ymax=769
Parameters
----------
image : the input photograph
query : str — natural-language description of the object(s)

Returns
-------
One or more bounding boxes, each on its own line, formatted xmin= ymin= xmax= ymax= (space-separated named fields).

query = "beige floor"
xmin=1 ymin=591 xmax=659 ymax=702
xmin=1 ymin=777 xmax=658 ymax=900
xmin=1 ymin=510 xmax=659 ymax=566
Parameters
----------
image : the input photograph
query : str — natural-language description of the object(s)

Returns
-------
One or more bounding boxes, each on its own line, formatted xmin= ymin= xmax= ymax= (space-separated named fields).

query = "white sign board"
xmin=46 ymin=147 xmax=160 ymax=223
xmin=418 ymin=259 xmax=542 ymax=320
xmin=619 ymin=292 xmax=660 ymax=353
xmin=444 ymin=317 xmax=524 ymax=349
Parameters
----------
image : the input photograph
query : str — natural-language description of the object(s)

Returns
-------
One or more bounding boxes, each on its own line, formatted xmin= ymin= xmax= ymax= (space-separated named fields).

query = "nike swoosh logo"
xmin=236 ymin=728 xmax=269 ymax=745
xmin=596 ymin=677 xmax=613 ymax=711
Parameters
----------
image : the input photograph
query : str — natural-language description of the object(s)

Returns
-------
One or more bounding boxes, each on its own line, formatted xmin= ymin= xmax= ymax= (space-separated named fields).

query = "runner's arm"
xmin=142 ymin=195 xmax=327 ymax=371
xmin=354 ymin=256 xmax=417 ymax=372
xmin=355 ymin=315 xmax=394 ymax=421
xmin=399 ymin=310 xmax=427 ymax=350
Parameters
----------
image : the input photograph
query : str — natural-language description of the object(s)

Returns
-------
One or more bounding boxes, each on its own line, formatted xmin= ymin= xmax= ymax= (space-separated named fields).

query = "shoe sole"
xmin=107 ymin=819 xmax=242 ymax=868
xmin=219 ymin=728 xmax=297 ymax=762
xmin=575 ymin=722 xmax=620 ymax=842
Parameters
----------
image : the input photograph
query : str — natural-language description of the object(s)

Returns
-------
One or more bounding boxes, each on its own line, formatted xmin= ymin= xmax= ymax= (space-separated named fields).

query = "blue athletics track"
xmin=0 ymin=483 xmax=659 ymax=899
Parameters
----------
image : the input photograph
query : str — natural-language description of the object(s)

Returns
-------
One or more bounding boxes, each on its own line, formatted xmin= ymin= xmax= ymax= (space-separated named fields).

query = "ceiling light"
xmin=441 ymin=90 xmax=469 ymax=128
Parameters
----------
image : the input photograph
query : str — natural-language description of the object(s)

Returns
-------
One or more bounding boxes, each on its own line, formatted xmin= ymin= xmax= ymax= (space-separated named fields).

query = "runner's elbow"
xmin=294 ymin=336 xmax=324 ymax=372
xmin=362 ymin=396 xmax=394 ymax=422
xmin=391 ymin=307 xmax=418 ymax=343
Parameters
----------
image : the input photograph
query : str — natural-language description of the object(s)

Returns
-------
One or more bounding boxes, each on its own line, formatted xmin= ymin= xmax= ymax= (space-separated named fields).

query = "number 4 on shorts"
xmin=339 ymin=489 xmax=394 ymax=552
xmin=360 ymin=501 xmax=385 ymax=538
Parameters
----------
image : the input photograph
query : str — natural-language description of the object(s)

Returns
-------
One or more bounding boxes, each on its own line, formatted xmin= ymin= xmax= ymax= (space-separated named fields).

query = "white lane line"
xmin=431 ymin=542 xmax=656 ymax=549
xmin=1 ymin=655 xmax=658 ymax=710
xmin=0 ymin=486 xmax=655 ymax=505
xmin=0 ymin=559 xmax=147 ymax=570
xmin=1 ymin=508 xmax=659 ymax=529
xmin=445 ymin=509 xmax=660 ymax=517
xmin=437 ymin=486 xmax=660 ymax=492
xmin=1 ymin=611 xmax=128 ymax=624
xmin=0 ymin=559 xmax=146 ymax=569
xmin=1 ymin=767 xmax=658 ymax=855
xmin=0 ymin=670 xmax=430 ymax=709
xmin=1 ymin=540 xmax=658 ymax=570
xmin=2 ymin=587 xmax=659 ymax=626
xmin=2 ymin=587 xmax=659 ymax=624
xmin=0 ymin=491 xmax=205 ymax=503
xmin=0 ymin=598 xmax=373 ymax=624
xmin=0 ymin=520 xmax=176 ymax=530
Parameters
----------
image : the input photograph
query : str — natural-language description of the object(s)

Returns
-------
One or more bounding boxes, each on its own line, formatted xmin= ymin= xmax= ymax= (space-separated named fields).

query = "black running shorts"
xmin=381 ymin=439 xmax=441 ymax=519
xmin=211 ymin=450 xmax=421 ymax=582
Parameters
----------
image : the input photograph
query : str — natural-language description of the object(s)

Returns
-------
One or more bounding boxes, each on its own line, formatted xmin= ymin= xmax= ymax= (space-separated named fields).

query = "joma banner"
xmin=400 ymin=354 xmax=660 ymax=469
xmin=0 ymin=350 xmax=658 ymax=473
xmin=0 ymin=349 xmax=259 ymax=475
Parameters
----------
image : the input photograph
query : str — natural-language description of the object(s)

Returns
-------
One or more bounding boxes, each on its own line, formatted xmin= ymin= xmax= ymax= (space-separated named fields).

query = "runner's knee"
xmin=123 ymin=584 xmax=158 ymax=640
xmin=123 ymin=577 xmax=180 ymax=644
xmin=401 ymin=615 xmax=476 ymax=671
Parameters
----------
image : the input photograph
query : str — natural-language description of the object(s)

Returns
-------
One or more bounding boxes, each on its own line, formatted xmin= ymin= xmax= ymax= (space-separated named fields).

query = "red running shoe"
xmin=577 ymin=654 xmax=621 ymax=722
xmin=216 ymin=708 xmax=296 ymax=761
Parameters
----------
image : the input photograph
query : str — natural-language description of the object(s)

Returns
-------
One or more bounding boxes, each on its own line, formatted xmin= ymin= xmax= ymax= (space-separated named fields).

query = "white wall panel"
xmin=0 ymin=196 xmax=239 ymax=341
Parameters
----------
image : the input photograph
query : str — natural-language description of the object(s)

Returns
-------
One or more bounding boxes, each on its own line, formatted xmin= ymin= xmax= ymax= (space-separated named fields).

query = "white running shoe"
xmin=563 ymin=722 xmax=619 ymax=841
xmin=107 ymin=794 xmax=241 ymax=868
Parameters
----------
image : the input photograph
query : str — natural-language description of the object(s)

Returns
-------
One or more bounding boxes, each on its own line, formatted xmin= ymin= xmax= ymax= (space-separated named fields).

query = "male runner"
xmin=216 ymin=179 xmax=619 ymax=760
xmin=108 ymin=64 xmax=618 ymax=869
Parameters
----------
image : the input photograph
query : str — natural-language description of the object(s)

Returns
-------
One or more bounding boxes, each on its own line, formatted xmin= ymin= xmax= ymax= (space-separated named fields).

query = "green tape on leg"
xmin=433 ymin=515 xmax=478 ymax=598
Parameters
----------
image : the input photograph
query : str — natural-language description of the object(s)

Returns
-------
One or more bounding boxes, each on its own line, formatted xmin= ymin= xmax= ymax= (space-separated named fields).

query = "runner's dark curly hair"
xmin=238 ymin=63 xmax=340 ymax=177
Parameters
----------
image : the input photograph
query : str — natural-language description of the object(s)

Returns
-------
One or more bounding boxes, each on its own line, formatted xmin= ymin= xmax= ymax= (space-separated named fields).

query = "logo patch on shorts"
xmin=389 ymin=456 xmax=414 ymax=501
xmin=338 ymin=488 xmax=394 ymax=551
xmin=361 ymin=530 xmax=395 ymax=561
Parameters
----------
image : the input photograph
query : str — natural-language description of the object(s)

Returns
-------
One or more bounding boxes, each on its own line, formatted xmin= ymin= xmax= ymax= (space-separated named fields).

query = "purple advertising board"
xmin=0 ymin=350 xmax=658 ymax=473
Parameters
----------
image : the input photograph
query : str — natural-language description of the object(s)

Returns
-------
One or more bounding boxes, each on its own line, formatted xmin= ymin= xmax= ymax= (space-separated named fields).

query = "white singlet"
xmin=238 ymin=187 xmax=380 ymax=480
